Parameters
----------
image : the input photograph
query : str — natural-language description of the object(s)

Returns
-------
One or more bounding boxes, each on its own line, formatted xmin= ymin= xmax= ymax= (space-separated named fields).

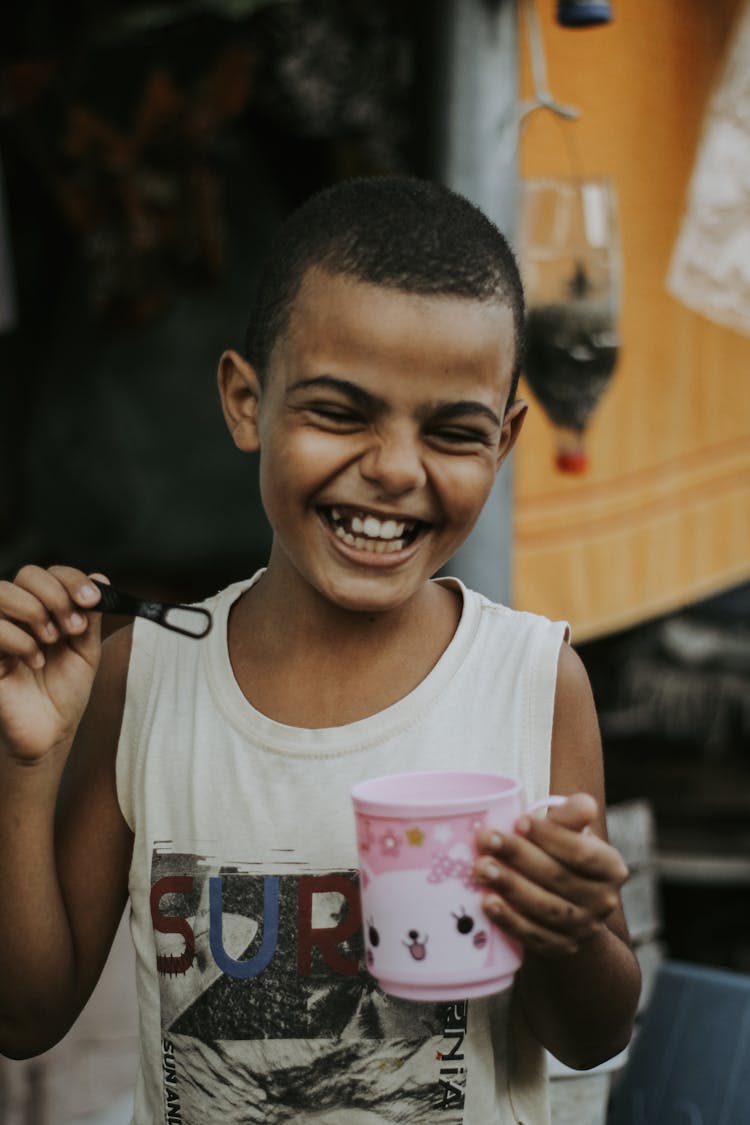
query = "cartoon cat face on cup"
xmin=361 ymin=863 xmax=493 ymax=977
xmin=352 ymin=776 xmax=536 ymax=999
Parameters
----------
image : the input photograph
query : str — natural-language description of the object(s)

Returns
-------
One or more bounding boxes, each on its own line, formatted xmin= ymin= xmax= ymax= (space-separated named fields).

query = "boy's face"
xmin=222 ymin=267 xmax=525 ymax=615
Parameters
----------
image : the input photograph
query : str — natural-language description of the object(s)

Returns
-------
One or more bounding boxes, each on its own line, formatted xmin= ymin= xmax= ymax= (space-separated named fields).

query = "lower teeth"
xmin=333 ymin=527 xmax=406 ymax=552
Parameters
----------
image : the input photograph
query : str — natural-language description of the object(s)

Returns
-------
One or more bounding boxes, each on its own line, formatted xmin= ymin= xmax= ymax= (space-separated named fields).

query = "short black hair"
xmin=245 ymin=176 xmax=526 ymax=404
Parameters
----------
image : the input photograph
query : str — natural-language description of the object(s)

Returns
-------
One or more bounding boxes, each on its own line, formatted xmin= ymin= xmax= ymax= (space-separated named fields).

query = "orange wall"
xmin=513 ymin=0 xmax=750 ymax=638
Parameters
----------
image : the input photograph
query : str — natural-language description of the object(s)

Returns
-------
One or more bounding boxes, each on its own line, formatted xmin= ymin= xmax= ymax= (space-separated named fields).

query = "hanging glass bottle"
xmin=518 ymin=176 xmax=621 ymax=473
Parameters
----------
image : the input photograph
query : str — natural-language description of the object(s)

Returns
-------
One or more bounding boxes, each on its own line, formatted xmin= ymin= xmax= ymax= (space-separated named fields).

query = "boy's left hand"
xmin=474 ymin=793 xmax=629 ymax=958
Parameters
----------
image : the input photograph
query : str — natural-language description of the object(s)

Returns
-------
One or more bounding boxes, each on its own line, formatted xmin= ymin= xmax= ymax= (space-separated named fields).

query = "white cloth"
xmin=117 ymin=572 xmax=568 ymax=1124
xmin=667 ymin=0 xmax=750 ymax=336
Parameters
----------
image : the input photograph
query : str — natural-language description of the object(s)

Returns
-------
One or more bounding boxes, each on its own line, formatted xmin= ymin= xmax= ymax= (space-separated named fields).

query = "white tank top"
xmin=117 ymin=573 xmax=568 ymax=1125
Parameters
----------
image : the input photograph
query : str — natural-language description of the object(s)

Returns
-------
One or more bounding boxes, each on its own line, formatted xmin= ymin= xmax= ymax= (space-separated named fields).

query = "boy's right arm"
xmin=0 ymin=566 xmax=134 ymax=1058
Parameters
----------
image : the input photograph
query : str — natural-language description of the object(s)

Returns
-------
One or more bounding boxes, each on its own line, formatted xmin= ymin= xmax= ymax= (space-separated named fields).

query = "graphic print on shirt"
xmin=150 ymin=847 xmax=469 ymax=1124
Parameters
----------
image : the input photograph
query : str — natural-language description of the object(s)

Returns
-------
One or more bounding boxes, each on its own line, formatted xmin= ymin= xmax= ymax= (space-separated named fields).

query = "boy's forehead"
xmin=292 ymin=263 xmax=510 ymax=312
xmin=284 ymin=266 xmax=515 ymax=356
xmin=271 ymin=267 xmax=516 ymax=404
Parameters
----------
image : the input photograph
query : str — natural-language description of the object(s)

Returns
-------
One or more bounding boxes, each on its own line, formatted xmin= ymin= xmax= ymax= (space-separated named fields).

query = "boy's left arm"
xmin=475 ymin=642 xmax=641 ymax=1071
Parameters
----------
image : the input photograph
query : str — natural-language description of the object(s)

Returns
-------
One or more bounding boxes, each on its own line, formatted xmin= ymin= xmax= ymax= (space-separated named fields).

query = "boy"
xmin=0 ymin=177 xmax=639 ymax=1124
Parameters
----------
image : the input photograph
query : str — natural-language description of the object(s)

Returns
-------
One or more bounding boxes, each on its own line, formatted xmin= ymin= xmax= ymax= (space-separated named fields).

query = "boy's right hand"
xmin=0 ymin=565 xmax=105 ymax=763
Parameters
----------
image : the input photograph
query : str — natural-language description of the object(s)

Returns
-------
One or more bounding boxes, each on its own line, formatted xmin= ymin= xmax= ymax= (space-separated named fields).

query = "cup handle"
xmin=524 ymin=795 xmax=594 ymax=834
xmin=526 ymin=794 xmax=567 ymax=816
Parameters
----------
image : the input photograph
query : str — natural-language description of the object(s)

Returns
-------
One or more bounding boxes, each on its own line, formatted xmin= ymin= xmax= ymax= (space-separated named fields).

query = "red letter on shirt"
xmin=297 ymin=874 xmax=361 ymax=978
xmin=150 ymin=875 xmax=195 ymax=975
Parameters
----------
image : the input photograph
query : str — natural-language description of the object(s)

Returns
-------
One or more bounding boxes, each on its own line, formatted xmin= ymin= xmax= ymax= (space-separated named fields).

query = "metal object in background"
xmin=519 ymin=0 xmax=581 ymax=124
xmin=435 ymin=0 xmax=519 ymax=605
xmin=557 ymin=0 xmax=613 ymax=27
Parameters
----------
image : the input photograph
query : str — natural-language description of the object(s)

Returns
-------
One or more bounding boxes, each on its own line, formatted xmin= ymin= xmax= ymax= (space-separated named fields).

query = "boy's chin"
xmin=315 ymin=572 xmax=432 ymax=616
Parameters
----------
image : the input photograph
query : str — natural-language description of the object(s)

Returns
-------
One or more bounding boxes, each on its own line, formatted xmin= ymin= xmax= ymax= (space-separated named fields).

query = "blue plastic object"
xmin=607 ymin=961 xmax=750 ymax=1125
xmin=558 ymin=1 xmax=613 ymax=26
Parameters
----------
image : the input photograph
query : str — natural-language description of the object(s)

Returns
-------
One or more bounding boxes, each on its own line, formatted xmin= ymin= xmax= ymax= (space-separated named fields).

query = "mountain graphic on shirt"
xmin=150 ymin=847 xmax=468 ymax=1124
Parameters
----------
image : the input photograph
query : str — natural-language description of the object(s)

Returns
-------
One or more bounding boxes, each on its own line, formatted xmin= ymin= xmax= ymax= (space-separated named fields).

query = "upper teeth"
xmin=331 ymin=509 xmax=408 ymax=540
xmin=355 ymin=515 xmax=404 ymax=539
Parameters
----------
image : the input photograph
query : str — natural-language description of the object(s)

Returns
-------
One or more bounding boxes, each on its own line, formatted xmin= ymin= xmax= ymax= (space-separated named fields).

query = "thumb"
xmin=545 ymin=792 xmax=599 ymax=834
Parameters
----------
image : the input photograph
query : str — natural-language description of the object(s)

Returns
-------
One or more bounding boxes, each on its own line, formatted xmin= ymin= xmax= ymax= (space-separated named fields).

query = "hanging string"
xmin=517 ymin=0 xmax=580 ymax=126
xmin=515 ymin=0 xmax=621 ymax=473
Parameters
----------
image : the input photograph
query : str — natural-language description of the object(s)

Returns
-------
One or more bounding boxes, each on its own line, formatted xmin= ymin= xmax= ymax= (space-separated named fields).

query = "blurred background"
xmin=0 ymin=0 xmax=748 ymax=1122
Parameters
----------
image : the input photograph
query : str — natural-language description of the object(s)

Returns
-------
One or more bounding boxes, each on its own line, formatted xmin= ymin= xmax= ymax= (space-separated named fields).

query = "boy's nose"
xmin=358 ymin=428 xmax=427 ymax=496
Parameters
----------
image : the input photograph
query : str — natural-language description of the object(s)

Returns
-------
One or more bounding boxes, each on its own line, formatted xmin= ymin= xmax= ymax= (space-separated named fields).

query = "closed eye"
xmin=306 ymin=403 xmax=364 ymax=427
xmin=288 ymin=376 xmax=381 ymax=428
xmin=424 ymin=400 xmax=501 ymax=449
xmin=429 ymin=427 xmax=494 ymax=448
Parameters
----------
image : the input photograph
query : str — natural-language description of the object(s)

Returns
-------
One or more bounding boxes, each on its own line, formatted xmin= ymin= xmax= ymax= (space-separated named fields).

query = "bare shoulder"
xmin=552 ymin=640 xmax=599 ymax=745
xmin=555 ymin=638 xmax=594 ymax=703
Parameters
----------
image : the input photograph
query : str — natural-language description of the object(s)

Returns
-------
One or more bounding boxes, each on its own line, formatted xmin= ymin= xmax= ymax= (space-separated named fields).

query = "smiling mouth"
xmin=319 ymin=506 xmax=428 ymax=554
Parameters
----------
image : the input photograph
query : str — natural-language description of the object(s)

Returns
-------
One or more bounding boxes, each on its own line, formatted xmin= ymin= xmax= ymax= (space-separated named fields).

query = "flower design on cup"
xmin=434 ymin=824 xmax=454 ymax=843
xmin=379 ymin=830 xmax=402 ymax=858
xmin=357 ymin=820 xmax=375 ymax=853
xmin=427 ymin=849 xmax=475 ymax=889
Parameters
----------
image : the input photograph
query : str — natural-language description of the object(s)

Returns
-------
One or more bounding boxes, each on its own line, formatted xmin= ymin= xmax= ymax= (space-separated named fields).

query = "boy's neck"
xmin=257 ymin=562 xmax=437 ymax=637
xmin=226 ymin=562 xmax=462 ymax=728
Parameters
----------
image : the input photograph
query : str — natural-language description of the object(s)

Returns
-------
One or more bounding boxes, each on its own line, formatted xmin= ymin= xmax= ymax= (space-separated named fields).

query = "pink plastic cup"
xmin=351 ymin=771 xmax=564 ymax=1001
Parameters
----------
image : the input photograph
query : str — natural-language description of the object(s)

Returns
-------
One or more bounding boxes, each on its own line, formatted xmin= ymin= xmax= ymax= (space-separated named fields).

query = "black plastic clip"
xmin=92 ymin=580 xmax=213 ymax=639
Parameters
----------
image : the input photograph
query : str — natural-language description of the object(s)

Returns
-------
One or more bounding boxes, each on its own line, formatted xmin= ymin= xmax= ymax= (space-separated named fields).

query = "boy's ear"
xmin=218 ymin=350 xmax=262 ymax=452
xmin=496 ymin=398 xmax=528 ymax=470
